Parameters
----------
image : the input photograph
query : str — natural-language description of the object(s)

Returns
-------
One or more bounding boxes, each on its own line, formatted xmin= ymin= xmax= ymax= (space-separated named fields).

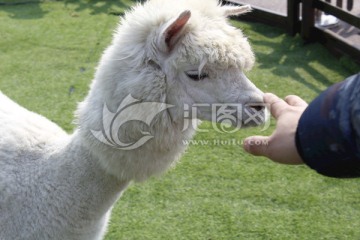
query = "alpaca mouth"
xmin=241 ymin=103 xmax=267 ymax=127
xmin=210 ymin=103 xmax=267 ymax=129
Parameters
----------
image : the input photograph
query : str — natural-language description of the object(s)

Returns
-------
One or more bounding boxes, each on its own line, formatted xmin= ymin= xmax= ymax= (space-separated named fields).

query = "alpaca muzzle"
xmin=242 ymin=102 xmax=268 ymax=127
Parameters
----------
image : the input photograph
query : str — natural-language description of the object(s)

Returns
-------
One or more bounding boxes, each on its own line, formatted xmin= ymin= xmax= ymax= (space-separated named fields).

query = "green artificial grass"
xmin=1 ymin=1 xmax=360 ymax=239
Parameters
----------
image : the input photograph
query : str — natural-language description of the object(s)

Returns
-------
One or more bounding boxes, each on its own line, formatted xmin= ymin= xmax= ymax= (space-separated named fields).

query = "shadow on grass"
xmin=63 ymin=0 xmax=142 ymax=16
xmin=0 ymin=0 xmax=142 ymax=19
xmin=0 ymin=0 xmax=48 ymax=19
xmin=250 ymin=26 xmax=351 ymax=93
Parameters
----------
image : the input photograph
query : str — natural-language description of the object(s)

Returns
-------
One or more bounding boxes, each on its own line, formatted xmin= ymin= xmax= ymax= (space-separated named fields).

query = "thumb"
xmin=244 ymin=136 xmax=270 ymax=157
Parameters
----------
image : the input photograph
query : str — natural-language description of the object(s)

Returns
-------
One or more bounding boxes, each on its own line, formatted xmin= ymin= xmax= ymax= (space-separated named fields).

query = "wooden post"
xmin=287 ymin=0 xmax=301 ymax=35
xmin=347 ymin=0 xmax=353 ymax=11
xmin=301 ymin=0 xmax=315 ymax=41
xmin=336 ymin=0 xmax=343 ymax=8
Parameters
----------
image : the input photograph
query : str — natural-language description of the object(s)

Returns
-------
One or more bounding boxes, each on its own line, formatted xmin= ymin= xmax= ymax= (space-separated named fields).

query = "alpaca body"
xmin=0 ymin=92 xmax=192 ymax=240
xmin=0 ymin=0 xmax=265 ymax=239
xmin=0 ymin=94 xmax=125 ymax=240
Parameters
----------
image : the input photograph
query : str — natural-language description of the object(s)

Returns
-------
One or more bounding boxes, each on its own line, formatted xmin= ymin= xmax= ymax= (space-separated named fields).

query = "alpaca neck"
xmin=49 ymin=131 xmax=129 ymax=232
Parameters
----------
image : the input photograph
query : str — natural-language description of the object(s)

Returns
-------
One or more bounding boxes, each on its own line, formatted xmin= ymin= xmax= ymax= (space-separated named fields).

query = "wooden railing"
xmin=228 ymin=0 xmax=360 ymax=64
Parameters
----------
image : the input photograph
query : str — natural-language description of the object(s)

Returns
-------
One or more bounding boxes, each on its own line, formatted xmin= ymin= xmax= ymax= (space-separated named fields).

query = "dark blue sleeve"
xmin=295 ymin=73 xmax=360 ymax=178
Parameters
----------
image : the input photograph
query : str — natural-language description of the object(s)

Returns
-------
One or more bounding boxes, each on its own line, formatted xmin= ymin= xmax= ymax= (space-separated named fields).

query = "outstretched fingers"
xmin=284 ymin=95 xmax=308 ymax=107
xmin=244 ymin=136 xmax=271 ymax=157
xmin=263 ymin=93 xmax=288 ymax=119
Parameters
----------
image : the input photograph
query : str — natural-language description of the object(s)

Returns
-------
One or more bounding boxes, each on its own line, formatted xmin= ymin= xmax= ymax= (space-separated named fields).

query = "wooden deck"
xmin=228 ymin=0 xmax=360 ymax=50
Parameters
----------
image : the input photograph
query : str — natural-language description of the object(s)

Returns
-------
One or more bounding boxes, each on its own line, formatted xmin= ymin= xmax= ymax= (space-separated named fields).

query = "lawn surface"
xmin=0 ymin=1 xmax=360 ymax=239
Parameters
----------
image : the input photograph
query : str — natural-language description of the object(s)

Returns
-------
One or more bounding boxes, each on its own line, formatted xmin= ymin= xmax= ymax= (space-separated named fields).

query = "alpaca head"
xmin=81 ymin=0 xmax=267 ymax=136
xmin=106 ymin=0 xmax=265 ymax=128
xmin=77 ymin=0 xmax=267 ymax=181
xmin=81 ymin=0 xmax=266 ymax=142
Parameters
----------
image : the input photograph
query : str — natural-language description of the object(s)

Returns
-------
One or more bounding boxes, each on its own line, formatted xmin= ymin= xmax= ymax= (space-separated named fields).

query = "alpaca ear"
xmin=223 ymin=5 xmax=252 ymax=17
xmin=158 ymin=10 xmax=191 ymax=52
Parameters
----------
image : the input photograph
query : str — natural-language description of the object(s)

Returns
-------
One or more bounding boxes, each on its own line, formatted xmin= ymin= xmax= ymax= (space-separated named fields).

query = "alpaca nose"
xmin=249 ymin=105 xmax=264 ymax=112
xmin=242 ymin=102 xmax=267 ymax=127
xmin=245 ymin=103 xmax=265 ymax=117
xmin=244 ymin=93 xmax=265 ymax=113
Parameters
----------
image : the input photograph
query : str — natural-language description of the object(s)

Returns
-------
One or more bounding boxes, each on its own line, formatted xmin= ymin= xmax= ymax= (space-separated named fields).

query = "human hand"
xmin=243 ymin=93 xmax=308 ymax=164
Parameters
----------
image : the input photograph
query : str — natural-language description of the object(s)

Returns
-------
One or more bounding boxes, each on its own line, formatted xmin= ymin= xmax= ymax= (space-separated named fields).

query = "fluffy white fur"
xmin=0 ymin=1 xmax=264 ymax=239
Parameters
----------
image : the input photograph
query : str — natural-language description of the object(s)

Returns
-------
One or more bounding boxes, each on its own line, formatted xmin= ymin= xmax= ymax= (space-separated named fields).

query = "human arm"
xmin=243 ymin=93 xmax=307 ymax=164
xmin=244 ymin=73 xmax=360 ymax=178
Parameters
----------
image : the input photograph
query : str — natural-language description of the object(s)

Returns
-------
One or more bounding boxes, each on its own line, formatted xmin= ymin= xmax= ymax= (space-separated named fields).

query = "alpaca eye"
xmin=185 ymin=71 xmax=208 ymax=81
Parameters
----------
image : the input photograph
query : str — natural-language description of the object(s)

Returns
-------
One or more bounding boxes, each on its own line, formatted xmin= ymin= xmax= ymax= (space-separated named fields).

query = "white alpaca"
xmin=0 ymin=0 xmax=265 ymax=239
